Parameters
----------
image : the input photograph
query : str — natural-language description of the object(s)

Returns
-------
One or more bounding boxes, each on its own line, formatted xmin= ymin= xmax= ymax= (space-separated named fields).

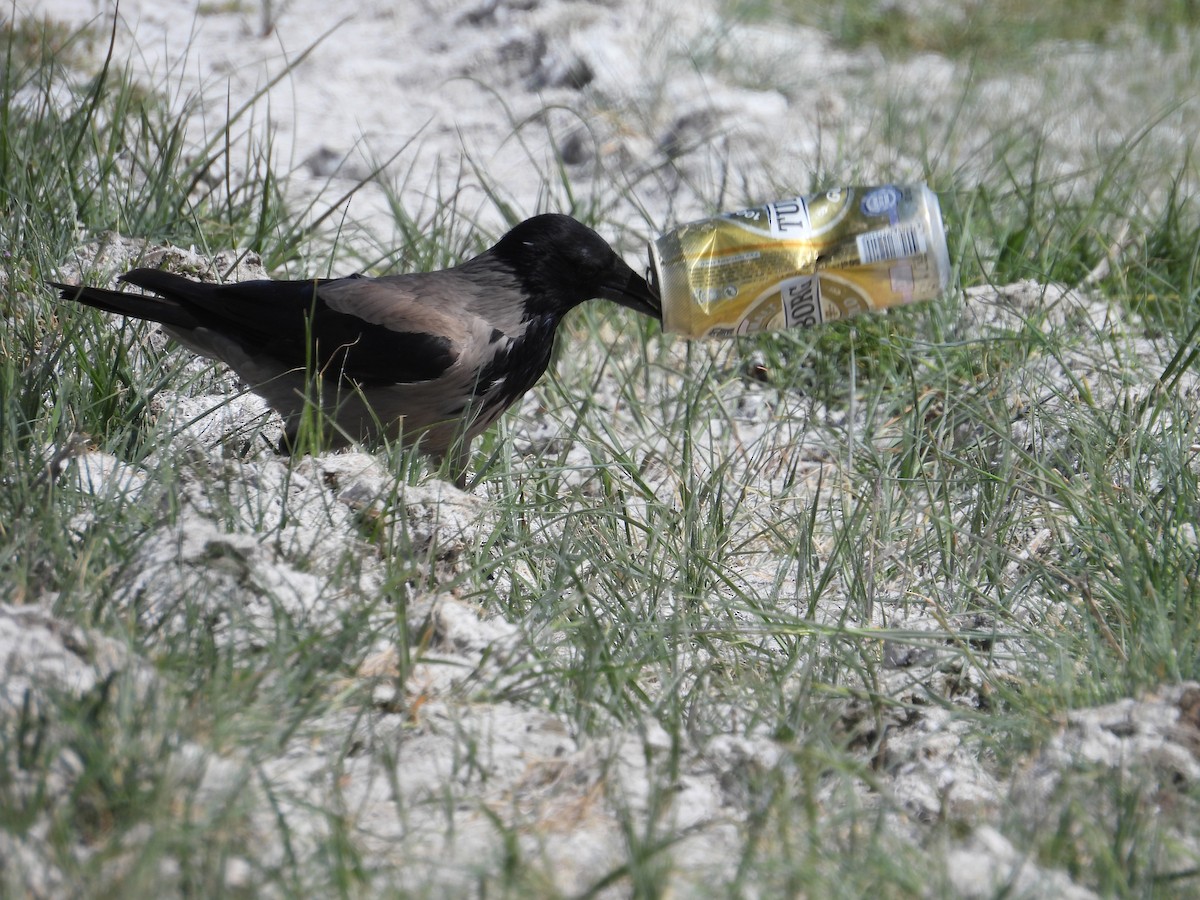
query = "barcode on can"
xmin=856 ymin=224 xmax=927 ymax=265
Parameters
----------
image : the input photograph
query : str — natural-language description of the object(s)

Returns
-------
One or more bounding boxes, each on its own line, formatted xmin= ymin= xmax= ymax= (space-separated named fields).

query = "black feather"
xmin=472 ymin=313 xmax=558 ymax=404
xmin=58 ymin=270 xmax=456 ymax=385
xmin=48 ymin=280 xmax=202 ymax=331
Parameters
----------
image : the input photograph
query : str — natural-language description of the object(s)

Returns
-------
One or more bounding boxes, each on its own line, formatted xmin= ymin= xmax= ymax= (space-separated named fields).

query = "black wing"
xmin=51 ymin=269 xmax=458 ymax=386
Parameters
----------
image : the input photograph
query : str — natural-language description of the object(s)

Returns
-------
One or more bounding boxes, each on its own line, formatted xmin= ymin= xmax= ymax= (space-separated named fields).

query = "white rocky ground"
xmin=6 ymin=0 xmax=1200 ymax=895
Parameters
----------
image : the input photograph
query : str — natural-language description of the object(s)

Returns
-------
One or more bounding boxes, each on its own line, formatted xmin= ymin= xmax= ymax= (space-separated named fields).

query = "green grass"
xmin=739 ymin=0 xmax=1200 ymax=59
xmin=3 ymin=5 xmax=1200 ymax=898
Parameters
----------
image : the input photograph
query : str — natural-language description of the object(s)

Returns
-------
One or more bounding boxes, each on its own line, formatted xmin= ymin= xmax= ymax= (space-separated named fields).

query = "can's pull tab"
xmin=645 ymin=254 xmax=661 ymax=300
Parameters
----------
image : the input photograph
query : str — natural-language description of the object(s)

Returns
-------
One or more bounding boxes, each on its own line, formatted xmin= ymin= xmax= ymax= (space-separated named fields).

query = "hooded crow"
xmin=49 ymin=214 xmax=661 ymax=485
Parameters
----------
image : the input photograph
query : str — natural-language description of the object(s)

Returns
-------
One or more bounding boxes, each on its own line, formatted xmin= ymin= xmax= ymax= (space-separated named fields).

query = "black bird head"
xmin=486 ymin=214 xmax=661 ymax=320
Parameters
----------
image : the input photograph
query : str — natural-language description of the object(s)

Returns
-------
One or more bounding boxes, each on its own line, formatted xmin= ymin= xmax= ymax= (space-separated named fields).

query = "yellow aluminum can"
xmin=647 ymin=184 xmax=951 ymax=338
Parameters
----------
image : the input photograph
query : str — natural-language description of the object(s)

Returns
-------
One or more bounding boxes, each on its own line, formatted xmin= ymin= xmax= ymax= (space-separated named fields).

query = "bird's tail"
xmin=48 ymin=268 xmax=208 ymax=330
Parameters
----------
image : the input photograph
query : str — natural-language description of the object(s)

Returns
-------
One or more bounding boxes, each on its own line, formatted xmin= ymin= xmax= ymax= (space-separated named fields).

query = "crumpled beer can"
xmin=647 ymin=184 xmax=951 ymax=338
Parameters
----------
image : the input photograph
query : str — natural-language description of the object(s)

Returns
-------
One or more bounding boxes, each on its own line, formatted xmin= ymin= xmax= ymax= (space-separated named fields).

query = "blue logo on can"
xmin=861 ymin=186 xmax=903 ymax=217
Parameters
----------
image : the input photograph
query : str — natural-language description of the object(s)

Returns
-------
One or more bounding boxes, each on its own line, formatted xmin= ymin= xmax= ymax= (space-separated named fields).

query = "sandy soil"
xmin=10 ymin=0 xmax=1200 ymax=894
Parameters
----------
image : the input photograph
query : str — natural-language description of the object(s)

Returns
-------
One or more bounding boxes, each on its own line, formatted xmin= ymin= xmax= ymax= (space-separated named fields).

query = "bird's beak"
xmin=601 ymin=266 xmax=662 ymax=321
